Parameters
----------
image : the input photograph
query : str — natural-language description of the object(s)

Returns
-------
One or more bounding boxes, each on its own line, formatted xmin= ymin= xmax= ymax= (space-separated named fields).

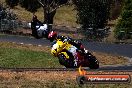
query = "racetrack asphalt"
xmin=0 ymin=34 xmax=132 ymax=58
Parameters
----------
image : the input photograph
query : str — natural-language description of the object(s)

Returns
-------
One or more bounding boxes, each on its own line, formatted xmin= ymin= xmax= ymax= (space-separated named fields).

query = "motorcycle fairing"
xmin=60 ymin=52 xmax=69 ymax=59
xmin=51 ymin=40 xmax=66 ymax=56
xmin=36 ymin=24 xmax=48 ymax=37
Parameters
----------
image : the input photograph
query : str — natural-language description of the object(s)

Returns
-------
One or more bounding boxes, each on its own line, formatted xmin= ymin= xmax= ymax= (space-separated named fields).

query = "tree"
xmin=115 ymin=0 xmax=132 ymax=39
xmin=73 ymin=0 xmax=111 ymax=38
xmin=110 ymin=0 xmax=123 ymax=20
xmin=5 ymin=0 xmax=69 ymax=24
xmin=73 ymin=0 xmax=111 ymax=29
xmin=6 ymin=0 xmax=19 ymax=8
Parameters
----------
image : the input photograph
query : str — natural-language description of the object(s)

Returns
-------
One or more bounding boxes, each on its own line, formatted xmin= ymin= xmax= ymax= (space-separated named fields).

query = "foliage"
xmin=19 ymin=0 xmax=41 ymax=13
xmin=110 ymin=0 xmax=123 ymax=20
xmin=0 ymin=3 xmax=17 ymax=20
xmin=73 ymin=0 xmax=111 ymax=29
xmin=5 ymin=0 xmax=19 ymax=8
xmin=73 ymin=0 xmax=111 ymax=40
xmin=5 ymin=0 xmax=41 ymax=12
xmin=0 ymin=3 xmax=18 ymax=30
xmin=115 ymin=0 xmax=132 ymax=39
xmin=5 ymin=0 xmax=68 ymax=23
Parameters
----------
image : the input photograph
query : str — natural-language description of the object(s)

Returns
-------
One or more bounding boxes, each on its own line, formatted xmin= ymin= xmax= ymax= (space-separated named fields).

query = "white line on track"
xmin=20 ymin=43 xmax=24 ymax=45
xmin=38 ymin=45 xmax=42 ymax=47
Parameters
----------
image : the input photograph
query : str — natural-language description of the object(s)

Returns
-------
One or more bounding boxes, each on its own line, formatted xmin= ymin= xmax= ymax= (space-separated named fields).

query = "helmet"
xmin=33 ymin=15 xmax=37 ymax=20
xmin=48 ymin=31 xmax=57 ymax=42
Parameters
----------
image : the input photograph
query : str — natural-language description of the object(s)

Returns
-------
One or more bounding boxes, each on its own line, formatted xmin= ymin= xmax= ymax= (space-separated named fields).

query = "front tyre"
xmin=58 ymin=54 xmax=74 ymax=68
xmin=32 ymin=30 xmax=41 ymax=39
xmin=58 ymin=54 xmax=66 ymax=65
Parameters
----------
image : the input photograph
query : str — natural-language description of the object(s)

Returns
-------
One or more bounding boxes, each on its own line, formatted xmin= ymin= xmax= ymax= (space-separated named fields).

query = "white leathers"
xmin=67 ymin=45 xmax=78 ymax=66
xmin=52 ymin=43 xmax=59 ymax=51
xmin=67 ymin=45 xmax=77 ymax=57
xmin=36 ymin=24 xmax=48 ymax=37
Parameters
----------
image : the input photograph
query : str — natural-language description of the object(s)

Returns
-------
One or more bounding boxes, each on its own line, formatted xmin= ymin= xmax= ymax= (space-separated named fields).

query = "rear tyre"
xmin=89 ymin=56 xmax=99 ymax=69
xmin=85 ymin=52 xmax=99 ymax=69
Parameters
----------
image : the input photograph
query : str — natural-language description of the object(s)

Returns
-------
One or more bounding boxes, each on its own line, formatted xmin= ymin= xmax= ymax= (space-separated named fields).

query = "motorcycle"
xmin=30 ymin=22 xmax=49 ymax=39
xmin=35 ymin=24 xmax=49 ymax=38
xmin=51 ymin=39 xmax=99 ymax=69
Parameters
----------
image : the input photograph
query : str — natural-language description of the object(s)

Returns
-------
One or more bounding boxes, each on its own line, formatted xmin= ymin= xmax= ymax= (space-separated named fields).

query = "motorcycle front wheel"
xmin=58 ymin=54 xmax=74 ymax=68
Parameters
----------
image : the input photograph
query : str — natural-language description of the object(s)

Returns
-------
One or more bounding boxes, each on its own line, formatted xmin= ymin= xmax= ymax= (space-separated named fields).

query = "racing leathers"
xmin=31 ymin=15 xmax=43 ymax=37
xmin=31 ymin=15 xmax=50 ymax=39
xmin=55 ymin=35 xmax=86 ymax=53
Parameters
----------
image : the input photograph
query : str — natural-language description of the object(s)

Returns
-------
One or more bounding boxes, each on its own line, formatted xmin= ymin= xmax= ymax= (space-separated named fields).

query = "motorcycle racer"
xmin=31 ymin=15 xmax=43 ymax=35
xmin=31 ymin=15 xmax=49 ymax=39
xmin=48 ymin=31 xmax=87 ymax=53
xmin=48 ymin=31 xmax=88 ymax=66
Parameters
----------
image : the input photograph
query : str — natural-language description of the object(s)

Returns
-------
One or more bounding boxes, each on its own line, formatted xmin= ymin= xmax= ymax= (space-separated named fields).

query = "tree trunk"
xmin=44 ymin=8 xmax=56 ymax=31
xmin=110 ymin=0 xmax=123 ymax=20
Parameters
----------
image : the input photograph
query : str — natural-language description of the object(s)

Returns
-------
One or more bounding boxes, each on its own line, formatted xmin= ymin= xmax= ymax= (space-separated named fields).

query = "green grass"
xmin=0 ymin=47 xmax=62 ymax=68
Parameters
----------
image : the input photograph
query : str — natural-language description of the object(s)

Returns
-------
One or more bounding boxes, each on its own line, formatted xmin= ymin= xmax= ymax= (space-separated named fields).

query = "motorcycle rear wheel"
xmin=89 ymin=56 xmax=99 ymax=69
xmin=85 ymin=53 xmax=99 ymax=69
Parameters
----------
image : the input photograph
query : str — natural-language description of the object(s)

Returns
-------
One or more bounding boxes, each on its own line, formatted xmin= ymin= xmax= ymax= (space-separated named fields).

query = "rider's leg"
xmin=67 ymin=46 xmax=78 ymax=66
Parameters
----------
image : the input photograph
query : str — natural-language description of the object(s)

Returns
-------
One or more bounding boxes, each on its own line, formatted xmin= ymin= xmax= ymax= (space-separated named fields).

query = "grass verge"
xmin=0 ymin=42 xmax=62 ymax=68
xmin=0 ymin=41 xmax=129 ymax=68
xmin=0 ymin=71 xmax=131 ymax=88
